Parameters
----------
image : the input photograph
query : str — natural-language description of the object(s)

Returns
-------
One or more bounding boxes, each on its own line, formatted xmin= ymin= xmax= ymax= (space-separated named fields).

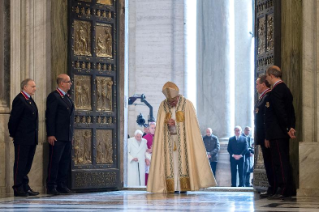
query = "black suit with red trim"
xmin=265 ymin=82 xmax=296 ymax=196
xmin=255 ymin=91 xmax=275 ymax=194
xmin=8 ymin=92 xmax=38 ymax=192
xmin=45 ymin=90 xmax=74 ymax=190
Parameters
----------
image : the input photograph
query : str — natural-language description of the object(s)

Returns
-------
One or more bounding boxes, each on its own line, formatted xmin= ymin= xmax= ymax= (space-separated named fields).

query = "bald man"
xmin=46 ymin=74 xmax=74 ymax=195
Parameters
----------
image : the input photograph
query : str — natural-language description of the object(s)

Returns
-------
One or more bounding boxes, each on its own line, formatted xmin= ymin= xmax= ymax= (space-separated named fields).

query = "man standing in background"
xmin=8 ymin=79 xmax=40 ymax=196
xmin=265 ymin=66 xmax=296 ymax=199
xmin=227 ymin=126 xmax=247 ymax=187
xmin=255 ymin=74 xmax=274 ymax=197
xmin=242 ymin=126 xmax=254 ymax=187
xmin=46 ymin=74 xmax=74 ymax=195
xmin=203 ymin=128 xmax=220 ymax=177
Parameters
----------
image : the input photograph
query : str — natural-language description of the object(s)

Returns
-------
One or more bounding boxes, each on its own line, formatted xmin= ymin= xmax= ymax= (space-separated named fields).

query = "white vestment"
xmin=127 ymin=137 xmax=147 ymax=186
xmin=147 ymin=95 xmax=217 ymax=193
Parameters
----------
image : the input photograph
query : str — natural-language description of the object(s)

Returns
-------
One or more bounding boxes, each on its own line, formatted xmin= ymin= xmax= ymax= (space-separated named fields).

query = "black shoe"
xmin=14 ymin=190 xmax=29 ymax=197
xmin=260 ymin=191 xmax=272 ymax=198
xmin=267 ymin=193 xmax=286 ymax=200
xmin=180 ymin=191 xmax=187 ymax=194
xmin=57 ymin=186 xmax=72 ymax=194
xmin=47 ymin=188 xmax=60 ymax=195
xmin=27 ymin=189 xmax=39 ymax=196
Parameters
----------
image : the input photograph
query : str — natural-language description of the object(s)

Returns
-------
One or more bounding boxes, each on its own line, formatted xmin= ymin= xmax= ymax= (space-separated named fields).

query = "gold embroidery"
xmin=176 ymin=111 xmax=184 ymax=122
xmin=165 ymin=112 xmax=171 ymax=124
xmin=265 ymin=102 xmax=270 ymax=108
xmin=166 ymin=178 xmax=175 ymax=192
xmin=180 ymin=177 xmax=190 ymax=191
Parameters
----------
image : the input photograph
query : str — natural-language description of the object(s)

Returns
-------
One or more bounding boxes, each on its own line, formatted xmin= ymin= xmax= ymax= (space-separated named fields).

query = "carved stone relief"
xmin=74 ymin=75 xmax=92 ymax=111
xmin=74 ymin=20 xmax=92 ymax=56
xmin=266 ymin=14 xmax=274 ymax=51
xmin=96 ymin=130 xmax=113 ymax=164
xmin=73 ymin=129 xmax=92 ymax=165
xmin=97 ymin=0 xmax=113 ymax=6
xmin=258 ymin=17 xmax=266 ymax=55
xmin=96 ymin=76 xmax=113 ymax=111
xmin=96 ymin=24 xmax=113 ymax=58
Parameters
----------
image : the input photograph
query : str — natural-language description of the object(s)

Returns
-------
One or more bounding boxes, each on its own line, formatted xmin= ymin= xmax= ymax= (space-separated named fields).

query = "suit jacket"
xmin=8 ymin=93 xmax=38 ymax=145
xmin=254 ymin=92 xmax=270 ymax=145
xmin=203 ymin=134 xmax=220 ymax=162
xmin=227 ymin=135 xmax=247 ymax=158
xmin=46 ymin=90 xmax=75 ymax=142
xmin=265 ymin=82 xmax=296 ymax=140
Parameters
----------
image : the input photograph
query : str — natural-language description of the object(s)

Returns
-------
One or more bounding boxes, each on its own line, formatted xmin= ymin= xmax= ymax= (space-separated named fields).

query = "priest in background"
xmin=147 ymin=81 xmax=216 ymax=193
xmin=127 ymin=130 xmax=148 ymax=186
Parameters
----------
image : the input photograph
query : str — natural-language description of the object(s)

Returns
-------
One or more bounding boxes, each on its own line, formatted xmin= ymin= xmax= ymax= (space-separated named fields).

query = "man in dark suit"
xmin=8 ymin=79 xmax=40 ymax=196
xmin=46 ymin=74 xmax=74 ymax=195
xmin=227 ymin=126 xmax=248 ymax=187
xmin=265 ymin=65 xmax=296 ymax=199
xmin=254 ymin=75 xmax=274 ymax=197
xmin=203 ymin=128 xmax=220 ymax=177
xmin=242 ymin=126 xmax=254 ymax=187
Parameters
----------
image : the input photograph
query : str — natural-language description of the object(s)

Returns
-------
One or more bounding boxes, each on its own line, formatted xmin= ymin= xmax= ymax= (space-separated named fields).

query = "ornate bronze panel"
xmin=96 ymin=130 xmax=113 ymax=164
xmin=74 ymin=75 xmax=92 ymax=110
xmin=96 ymin=76 xmax=113 ymax=111
xmin=96 ymin=24 xmax=113 ymax=58
xmin=74 ymin=20 xmax=92 ymax=56
xmin=254 ymin=0 xmax=281 ymax=191
xmin=97 ymin=0 xmax=113 ymax=6
xmin=69 ymin=0 xmax=120 ymax=191
xmin=73 ymin=129 xmax=92 ymax=165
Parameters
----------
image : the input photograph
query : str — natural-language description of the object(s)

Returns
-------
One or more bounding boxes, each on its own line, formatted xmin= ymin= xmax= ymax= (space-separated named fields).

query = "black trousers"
xmin=260 ymin=144 xmax=276 ymax=193
xmin=46 ymin=140 xmax=72 ymax=189
xmin=230 ymin=157 xmax=244 ymax=187
xmin=209 ymin=161 xmax=217 ymax=177
xmin=269 ymin=139 xmax=292 ymax=196
xmin=13 ymin=144 xmax=36 ymax=191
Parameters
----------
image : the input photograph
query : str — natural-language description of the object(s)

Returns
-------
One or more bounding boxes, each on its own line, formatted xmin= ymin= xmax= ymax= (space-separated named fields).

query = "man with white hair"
xmin=147 ymin=81 xmax=216 ymax=193
xmin=203 ymin=128 xmax=220 ymax=177
xmin=127 ymin=130 xmax=148 ymax=186
xmin=227 ymin=126 xmax=248 ymax=187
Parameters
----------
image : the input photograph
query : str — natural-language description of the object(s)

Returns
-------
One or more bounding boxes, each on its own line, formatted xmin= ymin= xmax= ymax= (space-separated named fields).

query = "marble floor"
xmin=0 ymin=190 xmax=318 ymax=212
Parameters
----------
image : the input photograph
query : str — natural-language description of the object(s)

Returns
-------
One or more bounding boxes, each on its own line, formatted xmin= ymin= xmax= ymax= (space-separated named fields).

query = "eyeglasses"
xmin=63 ymin=80 xmax=72 ymax=84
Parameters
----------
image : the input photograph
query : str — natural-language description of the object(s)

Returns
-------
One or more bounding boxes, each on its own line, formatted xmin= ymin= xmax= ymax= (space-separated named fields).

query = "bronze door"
xmin=68 ymin=0 xmax=121 ymax=191
xmin=254 ymin=0 xmax=281 ymax=190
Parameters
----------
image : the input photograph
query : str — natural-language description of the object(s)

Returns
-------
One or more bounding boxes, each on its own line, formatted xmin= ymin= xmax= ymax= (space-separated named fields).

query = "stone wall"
xmin=126 ymin=0 xmax=185 ymax=137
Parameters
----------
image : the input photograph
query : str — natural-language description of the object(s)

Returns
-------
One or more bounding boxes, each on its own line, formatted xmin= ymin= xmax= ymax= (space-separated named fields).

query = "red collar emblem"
xmin=259 ymin=88 xmax=271 ymax=100
xmin=20 ymin=91 xmax=29 ymax=100
xmin=56 ymin=88 xmax=66 ymax=98
xmin=272 ymin=80 xmax=284 ymax=89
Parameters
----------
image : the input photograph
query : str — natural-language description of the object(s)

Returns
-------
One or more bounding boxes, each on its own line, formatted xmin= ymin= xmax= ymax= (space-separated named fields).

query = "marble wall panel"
xmin=51 ymin=0 xmax=68 ymax=89
xmin=127 ymin=0 xmax=185 ymax=137
xmin=281 ymin=0 xmax=302 ymax=189
xmin=297 ymin=143 xmax=319 ymax=196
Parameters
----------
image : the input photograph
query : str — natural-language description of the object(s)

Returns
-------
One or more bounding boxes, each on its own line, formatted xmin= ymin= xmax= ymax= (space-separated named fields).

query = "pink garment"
xmin=143 ymin=133 xmax=154 ymax=149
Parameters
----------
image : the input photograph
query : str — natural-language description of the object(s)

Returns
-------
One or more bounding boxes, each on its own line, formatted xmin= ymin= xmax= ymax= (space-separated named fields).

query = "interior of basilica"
xmin=1 ymin=0 xmax=319 ymax=211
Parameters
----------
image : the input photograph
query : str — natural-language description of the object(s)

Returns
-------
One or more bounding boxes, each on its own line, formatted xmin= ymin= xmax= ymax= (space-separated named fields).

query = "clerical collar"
xmin=259 ymin=88 xmax=271 ymax=100
xmin=21 ymin=90 xmax=30 ymax=99
xmin=57 ymin=88 xmax=66 ymax=96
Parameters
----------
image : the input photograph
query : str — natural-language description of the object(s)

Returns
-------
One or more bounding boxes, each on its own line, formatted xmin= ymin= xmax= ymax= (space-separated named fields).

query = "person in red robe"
xmin=143 ymin=122 xmax=156 ymax=185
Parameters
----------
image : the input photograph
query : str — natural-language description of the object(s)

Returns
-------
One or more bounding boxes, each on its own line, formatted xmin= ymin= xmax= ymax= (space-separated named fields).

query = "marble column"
xmin=127 ymin=0 xmax=185 ymax=137
xmin=197 ymin=0 xmax=234 ymax=186
xmin=297 ymin=0 xmax=319 ymax=197
xmin=3 ymin=0 xmax=51 ymax=194
xmin=0 ymin=0 xmax=10 ymax=195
